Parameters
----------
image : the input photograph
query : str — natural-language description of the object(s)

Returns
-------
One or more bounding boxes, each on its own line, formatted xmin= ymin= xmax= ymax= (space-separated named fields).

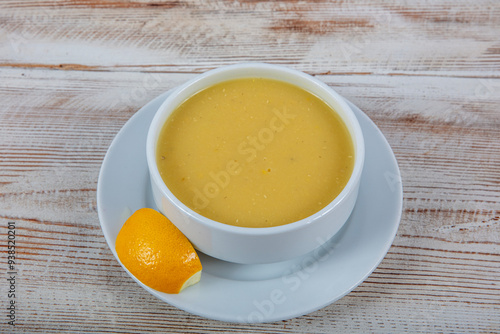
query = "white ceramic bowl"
xmin=146 ymin=63 xmax=364 ymax=264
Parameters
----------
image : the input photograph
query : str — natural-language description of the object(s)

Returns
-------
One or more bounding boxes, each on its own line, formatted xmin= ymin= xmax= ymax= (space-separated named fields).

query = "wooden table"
xmin=1 ymin=1 xmax=499 ymax=332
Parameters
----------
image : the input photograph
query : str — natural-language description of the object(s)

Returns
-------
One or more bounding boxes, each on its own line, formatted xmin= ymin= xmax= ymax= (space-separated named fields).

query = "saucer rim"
xmin=97 ymin=90 xmax=402 ymax=323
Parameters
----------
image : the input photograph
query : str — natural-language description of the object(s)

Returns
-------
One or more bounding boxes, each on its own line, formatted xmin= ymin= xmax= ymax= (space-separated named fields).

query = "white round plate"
xmin=97 ymin=90 xmax=402 ymax=323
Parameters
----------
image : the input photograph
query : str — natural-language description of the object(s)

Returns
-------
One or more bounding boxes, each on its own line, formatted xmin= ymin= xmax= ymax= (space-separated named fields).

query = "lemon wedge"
xmin=115 ymin=208 xmax=202 ymax=294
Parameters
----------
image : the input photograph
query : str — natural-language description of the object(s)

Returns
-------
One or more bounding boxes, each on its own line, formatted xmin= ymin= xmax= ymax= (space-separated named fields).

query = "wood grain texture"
xmin=0 ymin=0 xmax=499 ymax=333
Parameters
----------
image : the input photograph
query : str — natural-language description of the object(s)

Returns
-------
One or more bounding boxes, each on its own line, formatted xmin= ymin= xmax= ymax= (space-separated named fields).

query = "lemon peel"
xmin=115 ymin=208 xmax=202 ymax=294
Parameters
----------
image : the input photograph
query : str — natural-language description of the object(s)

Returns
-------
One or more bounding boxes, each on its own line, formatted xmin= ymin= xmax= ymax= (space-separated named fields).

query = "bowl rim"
xmin=146 ymin=62 xmax=365 ymax=236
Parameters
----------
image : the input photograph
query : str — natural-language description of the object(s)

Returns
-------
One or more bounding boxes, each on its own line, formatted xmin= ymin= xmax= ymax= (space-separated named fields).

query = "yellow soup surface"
xmin=156 ymin=78 xmax=354 ymax=228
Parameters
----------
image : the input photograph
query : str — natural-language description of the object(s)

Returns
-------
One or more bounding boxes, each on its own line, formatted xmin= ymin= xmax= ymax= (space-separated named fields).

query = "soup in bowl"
xmin=146 ymin=63 xmax=364 ymax=264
